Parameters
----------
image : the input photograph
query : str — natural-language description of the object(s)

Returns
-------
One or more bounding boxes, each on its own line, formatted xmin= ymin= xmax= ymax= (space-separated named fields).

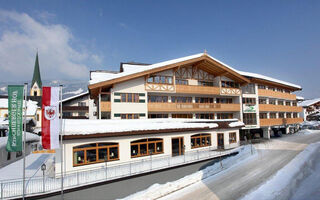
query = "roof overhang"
xmin=88 ymin=54 xmax=250 ymax=98
xmin=249 ymin=78 xmax=302 ymax=91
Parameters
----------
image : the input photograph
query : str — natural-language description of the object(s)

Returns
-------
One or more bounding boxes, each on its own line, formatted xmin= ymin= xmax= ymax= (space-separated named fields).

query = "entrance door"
xmin=172 ymin=137 xmax=184 ymax=156
xmin=217 ymin=133 xmax=224 ymax=149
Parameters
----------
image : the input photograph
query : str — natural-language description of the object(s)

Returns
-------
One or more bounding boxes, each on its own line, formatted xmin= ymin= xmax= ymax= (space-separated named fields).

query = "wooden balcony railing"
xmin=148 ymin=102 xmax=240 ymax=112
xmin=260 ymin=117 xmax=303 ymax=126
xmin=258 ymin=89 xmax=296 ymax=100
xmin=175 ymin=85 xmax=220 ymax=95
xmin=259 ymin=104 xmax=302 ymax=112
xmin=101 ymin=101 xmax=111 ymax=112
xmin=62 ymin=106 xmax=89 ymax=111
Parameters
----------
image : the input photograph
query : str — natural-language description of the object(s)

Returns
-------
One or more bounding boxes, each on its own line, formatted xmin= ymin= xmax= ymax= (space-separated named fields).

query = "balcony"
xmin=62 ymin=106 xmax=89 ymax=111
xmin=260 ymin=117 xmax=303 ymax=126
xmin=101 ymin=101 xmax=111 ymax=112
xmin=148 ymin=102 xmax=240 ymax=112
xmin=175 ymin=85 xmax=220 ymax=95
xmin=258 ymin=89 xmax=296 ymax=100
xmin=259 ymin=104 xmax=302 ymax=112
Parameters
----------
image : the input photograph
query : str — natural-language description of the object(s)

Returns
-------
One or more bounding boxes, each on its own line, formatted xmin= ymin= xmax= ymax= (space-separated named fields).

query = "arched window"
xmin=131 ymin=138 xmax=163 ymax=158
xmin=191 ymin=133 xmax=211 ymax=149
xmin=73 ymin=142 xmax=119 ymax=166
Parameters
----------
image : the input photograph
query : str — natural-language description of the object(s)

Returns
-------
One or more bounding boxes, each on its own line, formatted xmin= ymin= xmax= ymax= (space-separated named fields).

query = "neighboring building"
xmin=298 ymin=98 xmax=320 ymax=121
xmin=62 ymin=91 xmax=96 ymax=119
xmin=30 ymin=53 xmax=42 ymax=97
xmin=0 ymin=132 xmax=40 ymax=168
xmin=88 ymin=52 xmax=303 ymax=139
xmin=55 ymin=119 xmax=243 ymax=173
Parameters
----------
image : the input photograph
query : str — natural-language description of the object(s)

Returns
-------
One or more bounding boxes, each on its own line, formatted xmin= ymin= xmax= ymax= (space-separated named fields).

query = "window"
xmin=270 ymin=113 xmax=277 ymax=119
xmin=243 ymin=113 xmax=257 ymax=125
xmin=78 ymin=102 xmax=86 ymax=106
xmin=259 ymin=98 xmax=267 ymax=104
xmin=120 ymin=93 xmax=140 ymax=103
xmin=278 ymin=100 xmax=284 ymax=105
xmin=78 ymin=112 xmax=86 ymax=117
xmin=148 ymin=114 xmax=169 ymax=118
xmin=286 ymin=113 xmax=292 ymax=118
xmin=216 ymin=98 xmax=233 ymax=104
xmin=131 ymin=138 xmax=163 ymax=158
xmin=195 ymin=113 xmax=214 ymax=119
xmin=269 ymin=99 xmax=276 ymax=105
xmin=217 ymin=113 xmax=233 ymax=119
xmin=198 ymin=81 xmax=214 ymax=86
xmin=279 ymin=112 xmax=285 ymax=118
xmin=258 ymin=85 xmax=266 ymax=89
xmin=286 ymin=101 xmax=291 ymax=106
xmin=120 ymin=114 xmax=139 ymax=119
xmin=285 ymin=90 xmax=291 ymax=94
xmin=259 ymin=113 xmax=267 ymax=119
xmin=191 ymin=134 xmax=211 ymax=148
xmin=229 ymin=132 xmax=237 ymax=144
xmin=34 ymin=91 xmax=37 ymax=96
xmin=63 ymin=112 xmax=72 ymax=117
xmin=101 ymin=93 xmax=111 ymax=101
xmin=7 ymin=152 xmax=11 ymax=160
xmin=293 ymin=113 xmax=298 ymax=118
xmin=171 ymin=96 xmax=192 ymax=103
xmin=242 ymin=83 xmax=256 ymax=94
xmin=101 ymin=112 xmax=111 ymax=119
xmin=148 ymin=75 xmax=173 ymax=84
xmin=277 ymin=88 xmax=284 ymax=93
xmin=243 ymin=98 xmax=256 ymax=105
xmin=148 ymin=95 xmax=168 ymax=103
xmin=172 ymin=114 xmax=193 ymax=118
xmin=175 ymin=79 xmax=188 ymax=85
xmin=221 ymin=81 xmax=240 ymax=88
xmin=73 ymin=143 xmax=119 ymax=166
xmin=195 ymin=97 xmax=214 ymax=103
xmin=268 ymin=87 xmax=276 ymax=91
xmin=292 ymin=101 xmax=297 ymax=106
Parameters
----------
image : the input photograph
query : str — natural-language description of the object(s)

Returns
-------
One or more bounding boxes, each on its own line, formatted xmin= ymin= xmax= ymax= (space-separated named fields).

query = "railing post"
xmin=77 ymin=171 xmax=79 ymax=185
xmin=1 ymin=182 xmax=3 ymax=200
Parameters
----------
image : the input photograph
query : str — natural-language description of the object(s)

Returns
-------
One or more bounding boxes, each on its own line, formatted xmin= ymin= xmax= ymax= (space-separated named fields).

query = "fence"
xmin=0 ymin=143 xmax=241 ymax=199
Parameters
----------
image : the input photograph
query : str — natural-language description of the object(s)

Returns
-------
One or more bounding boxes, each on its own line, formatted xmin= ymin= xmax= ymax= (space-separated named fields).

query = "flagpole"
xmin=22 ymin=83 xmax=28 ymax=199
xmin=60 ymin=85 xmax=64 ymax=199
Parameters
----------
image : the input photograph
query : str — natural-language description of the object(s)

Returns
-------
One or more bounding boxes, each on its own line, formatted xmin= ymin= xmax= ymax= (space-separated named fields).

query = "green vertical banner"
xmin=6 ymin=85 xmax=24 ymax=152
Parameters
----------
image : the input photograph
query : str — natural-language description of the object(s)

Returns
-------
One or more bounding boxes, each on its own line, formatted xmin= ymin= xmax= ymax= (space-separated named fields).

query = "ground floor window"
xmin=172 ymin=114 xmax=193 ymax=118
xmin=73 ymin=143 xmax=119 ymax=166
xmin=131 ymin=138 xmax=163 ymax=158
xmin=191 ymin=134 xmax=211 ymax=148
xmin=229 ymin=132 xmax=237 ymax=143
xmin=101 ymin=112 xmax=111 ymax=119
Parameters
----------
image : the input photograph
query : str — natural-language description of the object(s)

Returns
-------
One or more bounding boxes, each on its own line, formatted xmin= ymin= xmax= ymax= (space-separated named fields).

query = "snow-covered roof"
xmin=89 ymin=53 xmax=204 ymax=85
xmin=89 ymin=52 xmax=301 ymax=90
xmin=62 ymin=91 xmax=89 ymax=103
xmin=298 ymin=98 xmax=320 ymax=107
xmin=0 ymin=99 xmax=38 ymax=116
xmin=61 ymin=118 xmax=243 ymax=136
xmin=296 ymin=96 xmax=305 ymax=101
xmin=0 ymin=132 xmax=40 ymax=148
xmin=238 ymin=71 xmax=302 ymax=89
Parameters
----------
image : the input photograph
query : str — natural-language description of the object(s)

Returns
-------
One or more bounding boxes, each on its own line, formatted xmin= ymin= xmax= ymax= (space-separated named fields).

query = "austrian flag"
xmin=42 ymin=87 xmax=60 ymax=149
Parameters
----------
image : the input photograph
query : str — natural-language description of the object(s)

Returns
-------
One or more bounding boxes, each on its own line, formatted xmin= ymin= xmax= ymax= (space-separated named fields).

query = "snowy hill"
xmin=0 ymin=80 xmax=89 ymax=99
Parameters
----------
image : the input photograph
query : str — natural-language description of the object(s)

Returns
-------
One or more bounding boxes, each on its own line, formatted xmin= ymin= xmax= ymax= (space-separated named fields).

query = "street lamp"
xmin=41 ymin=164 xmax=46 ymax=192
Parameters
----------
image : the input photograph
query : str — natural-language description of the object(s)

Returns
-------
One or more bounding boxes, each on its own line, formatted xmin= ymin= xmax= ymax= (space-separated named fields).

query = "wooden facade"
xmin=258 ymin=89 xmax=296 ymax=100
xmin=259 ymin=104 xmax=302 ymax=112
xmin=148 ymin=102 xmax=240 ymax=112
xmin=260 ymin=118 xmax=303 ymax=126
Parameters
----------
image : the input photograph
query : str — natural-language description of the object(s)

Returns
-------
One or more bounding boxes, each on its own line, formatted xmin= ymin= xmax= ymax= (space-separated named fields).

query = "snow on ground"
xmin=120 ymin=145 xmax=257 ymax=200
xmin=0 ymin=153 xmax=53 ymax=181
xmin=241 ymin=141 xmax=320 ymax=200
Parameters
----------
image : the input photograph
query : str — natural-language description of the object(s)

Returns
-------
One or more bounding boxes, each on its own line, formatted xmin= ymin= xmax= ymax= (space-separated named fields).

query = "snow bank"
xmin=63 ymin=118 xmax=221 ymax=135
xmin=241 ymin=141 xmax=320 ymax=200
xmin=297 ymin=129 xmax=320 ymax=135
xmin=120 ymin=145 xmax=256 ymax=200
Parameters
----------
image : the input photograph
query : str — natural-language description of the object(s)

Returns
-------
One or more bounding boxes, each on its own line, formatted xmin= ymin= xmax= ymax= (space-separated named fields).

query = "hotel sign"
xmin=243 ymin=104 xmax=257 ymax=113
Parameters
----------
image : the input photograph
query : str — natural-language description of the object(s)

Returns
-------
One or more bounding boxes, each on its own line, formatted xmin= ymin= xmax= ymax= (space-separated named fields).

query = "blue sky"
xmin=0 ymin=0 xmax=319 ymax=98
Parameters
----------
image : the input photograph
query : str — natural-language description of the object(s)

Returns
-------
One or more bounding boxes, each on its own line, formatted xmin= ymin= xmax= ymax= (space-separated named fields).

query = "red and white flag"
xmin=42 ymin=87 xmax=60 ymax=149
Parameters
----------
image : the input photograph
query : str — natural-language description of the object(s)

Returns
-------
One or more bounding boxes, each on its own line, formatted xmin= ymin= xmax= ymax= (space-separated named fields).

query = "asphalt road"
xmin=42 ymin=152 xmax=230 ymax=200
xmin=160 ymin=132 xmax=320 ymax=200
